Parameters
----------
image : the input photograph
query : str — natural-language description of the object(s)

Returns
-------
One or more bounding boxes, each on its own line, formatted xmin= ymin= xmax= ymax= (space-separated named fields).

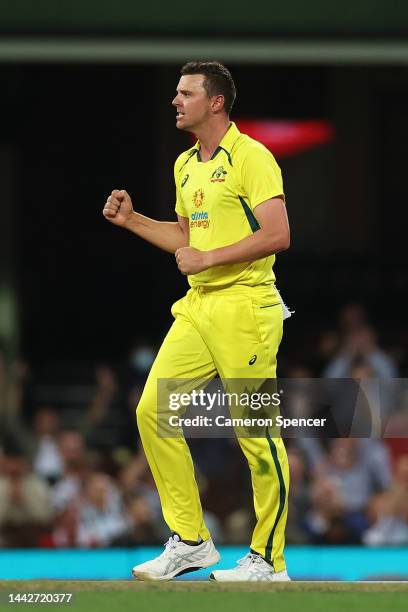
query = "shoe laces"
xmin=160 ymin=534 xmax=181 ymax=557
xmin=237 ymin=552 xmax=263 ymax=568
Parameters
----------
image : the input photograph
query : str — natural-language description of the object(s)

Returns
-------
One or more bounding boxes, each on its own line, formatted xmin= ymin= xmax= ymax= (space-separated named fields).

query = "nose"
xmin=172 ymin=93 xmax=182 ymax=107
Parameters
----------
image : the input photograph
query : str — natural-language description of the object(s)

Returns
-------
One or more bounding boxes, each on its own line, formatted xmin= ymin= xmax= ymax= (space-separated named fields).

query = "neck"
xmin=193 ymin=117 xmax=231 ymax=161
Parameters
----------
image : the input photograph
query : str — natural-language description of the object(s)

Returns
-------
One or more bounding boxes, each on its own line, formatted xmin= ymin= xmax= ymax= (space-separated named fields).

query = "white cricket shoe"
xmin=132 ymin=534 xmax=220 ymax=581
xmin=210 ymin=552 xmax=291 ymax=582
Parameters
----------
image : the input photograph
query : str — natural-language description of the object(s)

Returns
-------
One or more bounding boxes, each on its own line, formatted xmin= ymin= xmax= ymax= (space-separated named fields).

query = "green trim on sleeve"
xmin=238 ymin=195 xmax=260 ymax=233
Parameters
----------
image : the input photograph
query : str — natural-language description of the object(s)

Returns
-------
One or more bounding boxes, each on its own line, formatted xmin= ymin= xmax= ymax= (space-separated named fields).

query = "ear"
xmin=211 ymin=94 xmax=225 ymax=113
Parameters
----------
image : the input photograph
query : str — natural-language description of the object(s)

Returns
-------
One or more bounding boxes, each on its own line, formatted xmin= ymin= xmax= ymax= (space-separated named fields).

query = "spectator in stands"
xmin=324 ymin=324 xmax=397 ymax=379
xmin=32 ymin=406 xmax=64 ymax=485
xmin=224 ymin=508 xmax=253 ymax=545
xmin=310 ymin=303 xmax=367 ymax=374
xmin=323 ymin=324 xmax=398 ymax=438
xmin=363 ymin=454 xmax=408 ymax=546
xmin=332 ymin=324 xmax=396 ymax=376
xmin=309 ymin=439 xmax=392 ymax=542
xmin=76 ymin=472 xmax=128 ymax=547
xmin=123 ymin=493 xmax=164 ymax=545
xmin=81 ymin=364 xmax=146 ymax=454
xmin=48 ymin=472 xmax=129 ymax=548
xmin=383 ymin=388 xmax=408 ymax=458
xmin=304 ymin=476 xmax=347 ymax=544
xmin=324 ymin=325 xmax=397 ymax=408
xmin=48 ymin=501 xmax=80 ymax=548
xmin=81 ymin=365 xmax=129 ymax=450
xmin=118 ymin=452 xmax=168 ymax=540
xmin=316 ymin=330 xmax=339 ymax=370
xmin=52 ymin=431 xmax=89 ymax=512
xmin=0 ymin=448 xmax=53 ymax=547
xmin=0 ymin=353 xmax=32 ymax=455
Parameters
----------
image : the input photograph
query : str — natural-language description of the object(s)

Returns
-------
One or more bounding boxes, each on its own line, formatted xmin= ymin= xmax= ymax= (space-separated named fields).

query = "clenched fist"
xmin=103 ymin=189 xmax=134 ymax=227
xmin=175 ymin=247 xmax=212 ymax=275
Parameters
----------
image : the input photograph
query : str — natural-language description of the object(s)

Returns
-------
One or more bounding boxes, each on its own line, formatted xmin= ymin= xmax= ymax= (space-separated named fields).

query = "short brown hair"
xmin=181 ymin=61 xmax=236 ymax=114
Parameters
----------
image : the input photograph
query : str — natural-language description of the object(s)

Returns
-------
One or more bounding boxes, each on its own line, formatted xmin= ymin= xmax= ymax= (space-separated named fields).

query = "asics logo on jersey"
xmin=249 ymin=355 xmax=257 ymax=365
xmin=181 ymin=174 xmax=189 ymax=187
xmin=210 ymin=166 xmax=227 ymax=182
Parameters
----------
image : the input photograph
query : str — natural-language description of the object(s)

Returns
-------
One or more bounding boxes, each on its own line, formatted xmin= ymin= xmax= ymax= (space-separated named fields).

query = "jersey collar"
xmin=194 ymin=122 xmax=241 ymax=165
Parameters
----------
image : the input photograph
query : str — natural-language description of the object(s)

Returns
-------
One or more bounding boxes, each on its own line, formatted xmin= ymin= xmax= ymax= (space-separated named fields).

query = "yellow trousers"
xmin=136 ymin=284 xmax=289 ymax=572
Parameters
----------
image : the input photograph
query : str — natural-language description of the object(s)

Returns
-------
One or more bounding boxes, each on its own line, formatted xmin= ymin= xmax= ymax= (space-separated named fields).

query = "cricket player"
xmin=103 ymin=61 xmax=291 ymax=581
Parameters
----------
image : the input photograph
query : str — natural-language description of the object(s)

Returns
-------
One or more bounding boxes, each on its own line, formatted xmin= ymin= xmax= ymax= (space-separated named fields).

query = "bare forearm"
xmin=175 ymin=198 xmax=290 ymax=276
xmin=123 ymin=212 xmax=188 ymax=253
xmin=208 ymin=229 xmax=289 ymax=268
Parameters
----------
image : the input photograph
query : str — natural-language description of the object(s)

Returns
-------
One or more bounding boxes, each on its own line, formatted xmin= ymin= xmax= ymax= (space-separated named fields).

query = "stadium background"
xmin=0 ymin=0 xmax=408 ymax=581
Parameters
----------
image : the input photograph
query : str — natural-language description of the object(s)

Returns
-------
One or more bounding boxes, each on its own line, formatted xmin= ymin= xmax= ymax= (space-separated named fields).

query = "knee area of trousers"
xmin=249 ymin=453 xmax=278 ymax=477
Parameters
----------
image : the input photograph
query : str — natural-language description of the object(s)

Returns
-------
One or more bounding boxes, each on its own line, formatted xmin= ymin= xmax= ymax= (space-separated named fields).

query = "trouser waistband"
xmin=190 ymin=283 xmax=276 ymax=297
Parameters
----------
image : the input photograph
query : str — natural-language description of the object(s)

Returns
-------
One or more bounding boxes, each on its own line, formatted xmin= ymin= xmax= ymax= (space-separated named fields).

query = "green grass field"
xmin=0 ymin=581 xmax=407 ymax=612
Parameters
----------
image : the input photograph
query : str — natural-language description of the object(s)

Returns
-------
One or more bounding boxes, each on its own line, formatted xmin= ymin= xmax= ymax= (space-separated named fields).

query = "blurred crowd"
xmin=0 ymin=302 xmax=407 ymax=549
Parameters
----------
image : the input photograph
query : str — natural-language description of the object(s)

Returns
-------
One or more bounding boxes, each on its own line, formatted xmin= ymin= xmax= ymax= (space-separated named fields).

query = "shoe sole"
xmin=209 ymin=572 xmax=291 ymax=582
xmin=132 ymin=551 xmax=221 ymax=582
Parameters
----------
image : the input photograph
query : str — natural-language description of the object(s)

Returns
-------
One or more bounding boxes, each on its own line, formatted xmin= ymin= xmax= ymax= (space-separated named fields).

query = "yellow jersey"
xmin=174 ymin=122 xmax=284 ymax=288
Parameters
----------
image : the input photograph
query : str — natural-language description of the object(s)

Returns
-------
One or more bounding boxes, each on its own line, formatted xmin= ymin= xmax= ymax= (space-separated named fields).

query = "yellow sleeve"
xmin=174 ymin=156 xmax=188 ymax=217
xmin=240 ymin=147 xmax=284 ymax=210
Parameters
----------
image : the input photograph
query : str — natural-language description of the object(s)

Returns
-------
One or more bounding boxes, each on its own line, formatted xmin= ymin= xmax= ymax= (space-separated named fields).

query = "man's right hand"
xmin=103 ymin=189 xmax=134 ymax=227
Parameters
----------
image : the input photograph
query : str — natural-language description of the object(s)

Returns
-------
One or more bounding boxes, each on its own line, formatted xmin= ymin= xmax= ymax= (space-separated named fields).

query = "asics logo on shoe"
xmin=209 ymin=552 xmax=290 ymax=582
xmin=132 ymin=536 xmax=220 ymax=581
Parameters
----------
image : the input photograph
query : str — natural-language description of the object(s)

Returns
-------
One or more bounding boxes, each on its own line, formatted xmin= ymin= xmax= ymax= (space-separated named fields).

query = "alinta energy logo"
xmin=191 ymin=188 xmax=209 ymax=229
xmin=210 ymin=166 xmax=227 ymax=183
xmin=190 ymin=210 xmax=210 ymax=229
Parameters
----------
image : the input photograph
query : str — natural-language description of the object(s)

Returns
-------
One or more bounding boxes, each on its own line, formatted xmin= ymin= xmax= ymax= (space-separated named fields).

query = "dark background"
xmin=1 ymin=65 xmax=407 ymax=364
xmin=0 ymin=1 xmax=407 ymax=370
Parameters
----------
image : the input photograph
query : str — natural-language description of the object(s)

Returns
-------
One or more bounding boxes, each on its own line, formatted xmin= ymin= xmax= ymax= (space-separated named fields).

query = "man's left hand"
xmin=175 ymin=247 xmax=211 ymax=275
